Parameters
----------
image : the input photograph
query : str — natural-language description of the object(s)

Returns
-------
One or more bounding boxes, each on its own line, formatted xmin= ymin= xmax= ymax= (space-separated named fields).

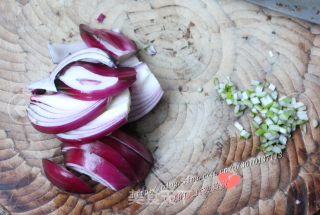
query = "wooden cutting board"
xmin=1 ymin=0 xmax=320 ymax=214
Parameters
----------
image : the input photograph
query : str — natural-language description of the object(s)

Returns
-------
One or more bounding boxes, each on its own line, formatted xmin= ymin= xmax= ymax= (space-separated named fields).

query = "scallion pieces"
xmin=215 ymin=77 xmax=310 ymax=156
xmin=234 ymin=122 xmax=244 ymax=131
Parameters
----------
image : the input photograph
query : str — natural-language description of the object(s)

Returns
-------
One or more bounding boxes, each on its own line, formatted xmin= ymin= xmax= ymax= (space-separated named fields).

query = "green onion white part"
xmin=234 ymin=122 xmax=243 ymax=131
xmin=197 ymin=87 xmax=203 ymax=93
xmin=214 ymin=77 xmax=310 ymax=156
xmin=313 ymin=119 xmax=318 ymax=128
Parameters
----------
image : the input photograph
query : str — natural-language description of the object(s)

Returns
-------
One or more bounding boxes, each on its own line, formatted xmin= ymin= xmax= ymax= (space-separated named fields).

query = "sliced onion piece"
xmin=27 ymin=94 xmax=110 ymax=134
xmin=55 ymin=61 xmax=136 ymax=101
xmin=128 ymin=71 xmax=163 ymax=123
xmin=55 ymin=89 xmax=130 ymax=143
xmin=61 ymin=141 xmax=138 ymax=183
xmin=97 ymin=13 xmax=106 ymax=22
xmin=48 ymin=42 xmax=88 ymax=64
xmin=42 ymin=159 xmax=93 ymax=194
xmin=28 ymin=48 xmax=116 ymax=93
xmin=98 ymin=136 xmax=152 ymax=182
xmin=109 ymin=129 xmax=154 ymax=164
xmin=64 ymin=149 xmax=132 ymax=191
xmin=80 ymin=24 xmax=137 ymax=62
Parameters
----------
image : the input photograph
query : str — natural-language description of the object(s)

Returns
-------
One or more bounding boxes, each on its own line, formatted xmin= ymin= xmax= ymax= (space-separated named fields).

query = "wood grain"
xmin=0 ymin=0 xmax=320 ymax=214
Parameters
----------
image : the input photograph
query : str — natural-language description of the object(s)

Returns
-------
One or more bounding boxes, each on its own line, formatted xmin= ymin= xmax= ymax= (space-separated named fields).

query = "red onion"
xmin=55 ymin=89 xmax=130 ymax=143
xmin=64 ymin=148 xmax=132 ymax=191
xmin=99 ymin=135 xmax=152 ymax=182
xmin=28 ymin=48 xmax=116 ymax=94
xmin=27 ymin=93 xmax=110 ymax=134
xmin=80 ymin=24 xmax=137 ymax=62
xmin=109 ymin=129 xmax=154 ymax=164
xmin=55 ymin=61 xmax=136 ymax=101
xmin=61 ymin=141 xmax=138 ymax=183
xmin=97 ymin=13 xmax=106 ymax=23
xmin=128 ymin=69 xmax=163 ymax=122
xmin=42 ymin=159 xmax=94 ymax=194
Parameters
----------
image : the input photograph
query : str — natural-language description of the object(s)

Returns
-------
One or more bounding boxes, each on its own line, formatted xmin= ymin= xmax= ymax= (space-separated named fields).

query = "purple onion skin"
xmin=110 ymin=129 xmax=154 ymax=164
xmin=61 ymin=141 xmax=138 ymax=183
xmin=79 ymin=24 xmax=137 ymax=61
xmin=99 ymin=136 xmax=152 ymax=182
xmin=64 ymin=149 xmax=132 ymax=191
xmin=55 ymin=115 xmax=127 ymax=144
xmin=55 ymin=61 xmax=137 ymax=101
xmin=97 ymin=13 xmax=106 ymax=22
xmin=28 ymin=97 xmax=109 ymax=134
xmin=42 ymin=159 xmax=94 ymax=194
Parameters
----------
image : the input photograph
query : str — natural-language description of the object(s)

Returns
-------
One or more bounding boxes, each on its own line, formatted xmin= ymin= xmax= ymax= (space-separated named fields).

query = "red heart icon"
xmin=218 ymin=172 xmax=240 ymax=190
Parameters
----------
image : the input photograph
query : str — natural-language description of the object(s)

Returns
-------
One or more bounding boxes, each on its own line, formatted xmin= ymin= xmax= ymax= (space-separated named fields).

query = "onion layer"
xmin=55 ymin=89 xmax=131 ymax=143
xmin=28 ymin=48 xmax=116 ymax=93
xmin=27 ymin=93 xmax=110 ymax=134
xmin=42 ymin=159 xmax=94 ymax=194
xmin=55 ymin=61 xmax=136 ymax=101
xmin=109 ymin=129 xmax=154 ymax=164
xmin=99 ymin=136 xmax=152 ymax=182
xmin=65 ymin=148 xmax=132 ymax=191
xmin=61 ymin=141 xmax=138 ymax=183
xmin=80 ymin=24 xmax=137 ymax=62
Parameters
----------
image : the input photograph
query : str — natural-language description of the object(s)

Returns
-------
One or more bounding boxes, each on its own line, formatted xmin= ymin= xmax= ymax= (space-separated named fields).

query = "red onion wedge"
xmin=54 ymin=61 xmax=136 ymax=101
xmin=109 ymin=129 xmax=154 ymax=164
xmin=55 ymin=89 xmax=130 ymax=143
xmin=99 ymin=136 xmax=152 ymax=182
xmin=42 ymin=159 xmax=94 ymax=194
xmin=27 ymin=94 xmax=110 ymax=134
xmin=48 ymin=42 xmax=87 ymax=64
xmin=64 ymin=149 xmax=132 ymax=191
xmin=61 ymin=141 xmax=138 ymax=183
xmin=128 ymin=72 xmax=163 ymax=123
xmin=28 ymin=48 xmax=116 ymax=94
xmin=80 ymin=24 xmax=137 ymax=62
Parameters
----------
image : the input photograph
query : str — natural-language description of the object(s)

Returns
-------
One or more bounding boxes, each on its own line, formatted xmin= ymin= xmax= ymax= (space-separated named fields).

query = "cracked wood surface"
xmin=0 ymin=0 xmax=320 ymax=214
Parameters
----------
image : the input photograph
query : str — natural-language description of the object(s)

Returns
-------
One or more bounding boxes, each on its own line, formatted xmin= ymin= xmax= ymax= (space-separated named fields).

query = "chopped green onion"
xmin=313 ymin=119 xmax=318 ymax=128
xmin=240 ymin=130 xmax=251 ymax=139
xmin=252 ymin=108 xmax=258 ymax=114
xmin=265 ymin=118 xmax=273 ymax=126
xmin=214 ymin=78 xmax=219 ymax=87
xmin=144 ymin=45 xmax=150 ymax=50
xmin=283 ymin=97 xmax=292 ymax=103
xmin=251 ymin=121 xmax=260 ymax=129
xmin=255 ymin=129 xmax=265 ymax=136
xmin=255 ymin=85 xmax=263 ymax=93
xmin=268 ymin=84 xmax=276 ymax=91
xmin=251 ymin=97 xmax=260 ymax=104
xmin=251 ymin=80 xmax=259 ymax=86
xmin=272 ymin=115 xmax=279 ymax=124
xmin=269 ymin=125 xmax=279 ymax=131
xmin=234 ymin=105 xmax=240 ymax=114
xmin=264 ymin=81 xmax=269 ymax=88
xmin=254 ymin=116 xmax=262 ymax=125
xmin=262 ymin=124 xmax=268 ymax=132
xmin=256 ymin=91 xmax=267 ymax=97
xmin=243 ymin=99 xmax=253 ymax=109
xmin=197 ymin=87 xmax=203 ymax=93
xmin=234 ymin=111 xmax=244 ymax=117
xmin=266 ymin=110 xmax=273 ymax=118
xmin=302 ymin=124 xmax=306 ymax=133
xmin=279 ymin=127 xmax=287 ymax=134
xmin=226 ymin=99 xmax=233 ymax=105
xmin=234 ymin=122 xmax=243 ymax=131
xmin=270 ymin=91 xmax=278 ymax=100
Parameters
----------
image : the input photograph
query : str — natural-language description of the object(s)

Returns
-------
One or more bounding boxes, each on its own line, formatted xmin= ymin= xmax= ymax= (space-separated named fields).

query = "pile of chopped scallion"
xmin=214 ymin=77 xmax=318 ymax=155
